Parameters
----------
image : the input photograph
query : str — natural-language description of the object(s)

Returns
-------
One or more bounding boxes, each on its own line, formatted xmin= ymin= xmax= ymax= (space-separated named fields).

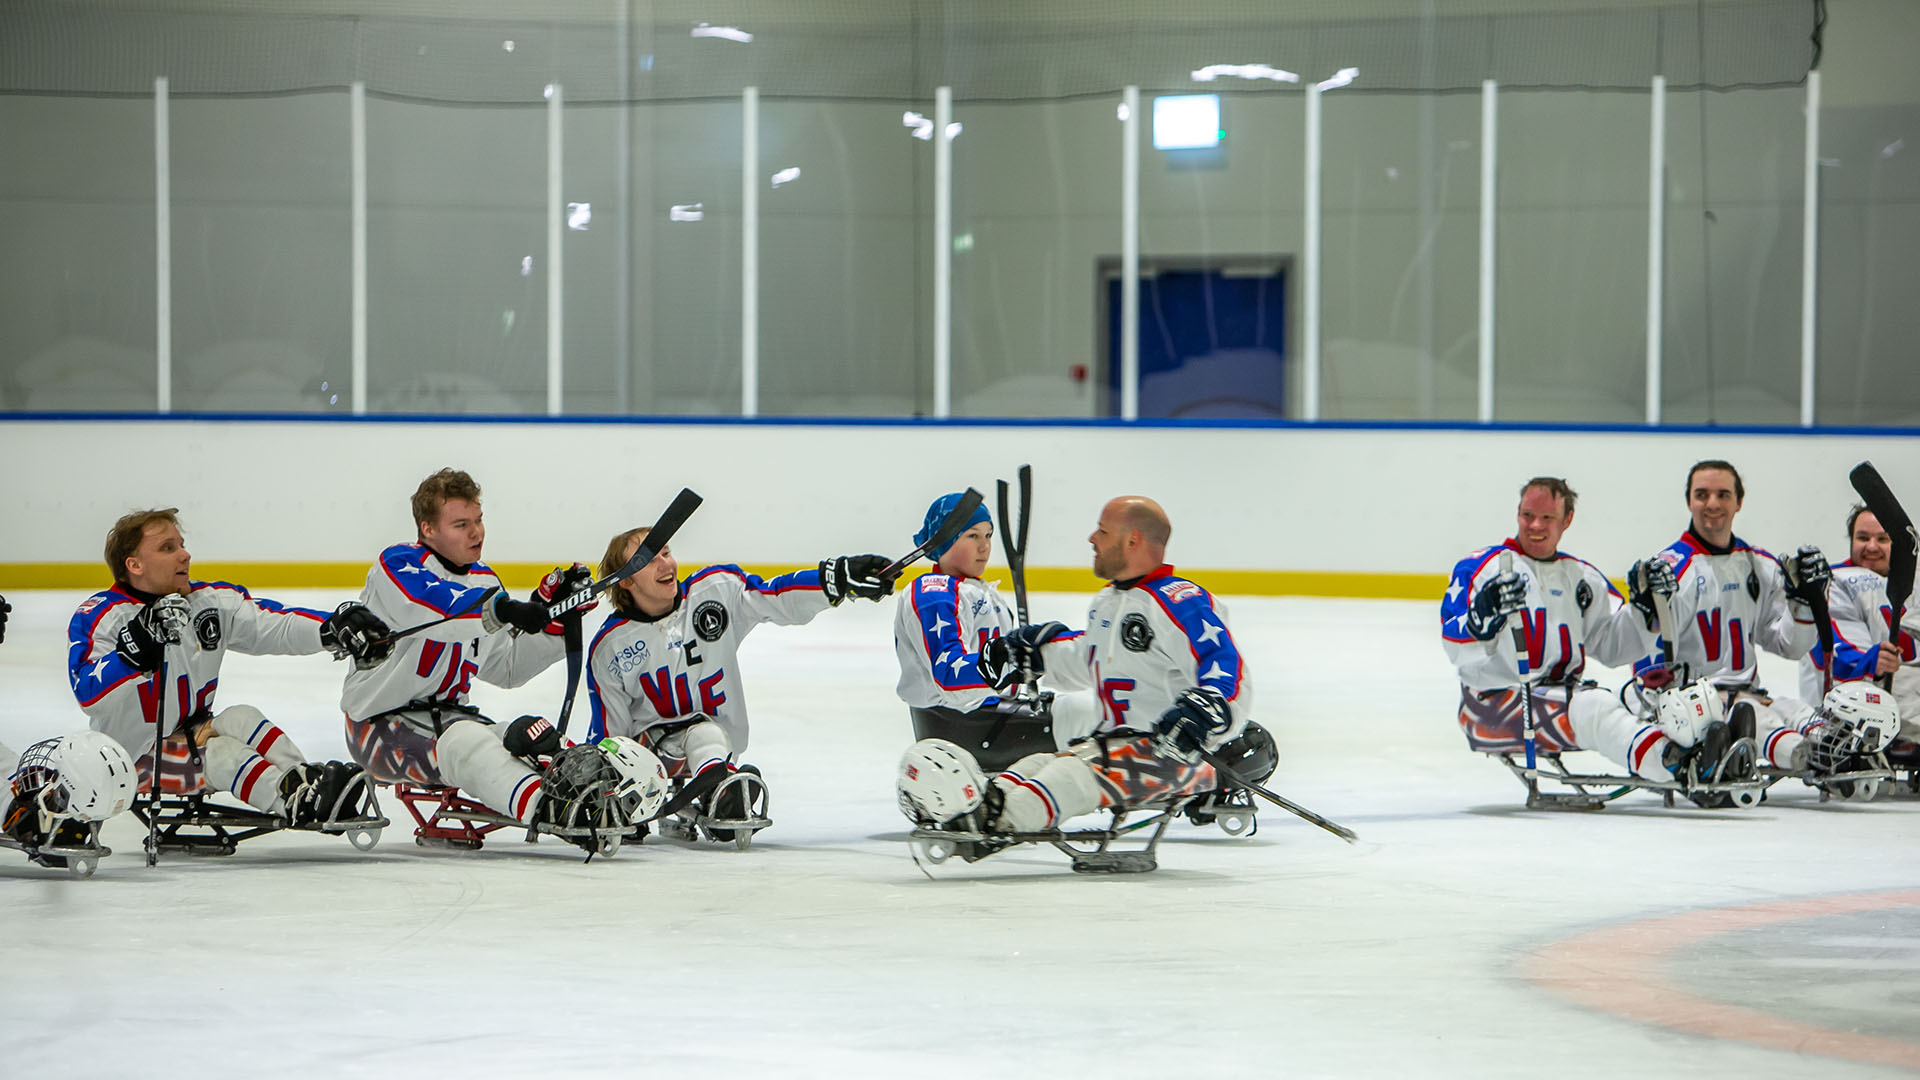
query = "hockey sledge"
xmin=909 ymin=796 xmax=1198 ymax=875
xmin=655 ymin=768 xmax=771 ymax=851
xmin=391 ymin=782 xmax=644 ymax=858
xmin=1759 ymin=752 xmax=1898 ymax=803
xmin=1494 ymin=742 xmax=1771 ymax=811
xmin=132 ymin=779 xmax=388 ymax=861
xmin=0 ymin=823 xmax=112 ymax=878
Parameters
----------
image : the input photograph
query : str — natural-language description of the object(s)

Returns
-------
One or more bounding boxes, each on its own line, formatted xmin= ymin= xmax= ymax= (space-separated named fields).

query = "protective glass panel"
xmin=1818 ymin=98 xmax=1920 ymax=426
xmin=365 ymin=98 xmax=546 ymax=414
xmin=641 ymin=100 xmax=741 ymax=416
xmin=1320 ymin=92 xmax=1482 ymax=421
xmin=1494 ymin=90 xmax=1648 ymax=424
xmin=1662 ymin=87 xmax=1805 ymax=425
xmin=0 ymin=95 xmax=156 ymax=411
xmin=170 ymin=93 xmax=349 ymax=413
xmin=759 ymin=101 xmax=919 ymax=417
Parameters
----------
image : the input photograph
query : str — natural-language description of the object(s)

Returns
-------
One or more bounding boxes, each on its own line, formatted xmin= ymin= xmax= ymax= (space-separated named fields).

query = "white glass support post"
xmin=1646 ymin=75 xmax=1665 ymax=425
xmin=1800 ymin=70 xmax=1821 ymax=427
xmin=933 ymin=86 xmax=953 ymax=418
xmin=741 ymin=86 xmax=759 ymax=418
xmin=1121 ymin=85 xmax=1140 ymax=421
xmin=154 ymin=76 xmax=171 ymax=413
xmin=1477 ymin=79 xmax=1497 ymax=423
xmin=1302 ymin=82 xmax=1322 ymax=422
xmin=546 ymin=84 xmax=564 ymax=416
xmin=350 ymin=81 xmax=368 ymax=415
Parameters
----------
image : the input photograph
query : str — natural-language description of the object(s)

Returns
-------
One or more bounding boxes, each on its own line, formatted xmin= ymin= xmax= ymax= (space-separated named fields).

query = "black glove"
xmin=1627 ymin=558 xmax=1678 ymax=630
xmin=1463 ymin=572 xmax=1525 ymax=641
xmin=320 ymin=602 xmax=393 ymax=670
xmin=0 ymin=593 xmax=10 ymax=645
xmin=820 ymin=554 xmax=896 ymax=605
xmin=1153 ymin=687 xmax=1232 ymax=763
xmin=502 ymin=715 xmax=562 ymax=760
xmin=1782 ymin=545 xmax=1831 ymax=604
xmin=484 ymin=592 xmax=557 ymax=636
xmin=114 ymin=594 xmax=190 ymax=672
xmin=977 ymin=621 xmax=1070 ymax=688
xmin=534 ymin=564 xmax=598 ymax=631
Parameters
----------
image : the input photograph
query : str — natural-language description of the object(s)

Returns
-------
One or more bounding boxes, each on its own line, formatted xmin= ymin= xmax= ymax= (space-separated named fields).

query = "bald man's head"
xmin=1090 ymin=496 xmax=1171 ymax=580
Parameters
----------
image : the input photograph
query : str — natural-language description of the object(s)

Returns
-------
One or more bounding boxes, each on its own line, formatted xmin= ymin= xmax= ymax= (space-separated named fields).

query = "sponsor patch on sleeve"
xmin=917 ymin=575 xmax=952 ymax=594
xmin=1159 ymin=580 xmax=1203 ymax=604
xmin=77 ymin=596 xmax=104 ymax=615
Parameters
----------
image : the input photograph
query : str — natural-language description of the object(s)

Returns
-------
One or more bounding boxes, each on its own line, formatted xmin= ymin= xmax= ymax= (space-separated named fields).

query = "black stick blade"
xmin=554 ymin=487 xmax=704 ymax=617
xmin=884 ymin=487 xmax=984 ymax=576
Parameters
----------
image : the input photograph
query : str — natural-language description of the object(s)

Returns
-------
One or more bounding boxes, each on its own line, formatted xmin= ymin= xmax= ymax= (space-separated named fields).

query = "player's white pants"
xmin=195 ymin=705 xmax=307 ymax=814
xmin=992 ymin=747 xmax=1106 ymax=833
xmin=645 ymin=719 xmax=733 ymax=779
xmin=1889 ymin=668 xmax=1920 ymax=741
xmin=1725 ymin=690 xmax=1814 ymax=769
xmin=1562 ymin=689 xmax=1677 ymax=782
xmin=1042 ymin=692 xmax=1101 ymax=749
xmin=434 ymin=720 xmax=544 ymax=824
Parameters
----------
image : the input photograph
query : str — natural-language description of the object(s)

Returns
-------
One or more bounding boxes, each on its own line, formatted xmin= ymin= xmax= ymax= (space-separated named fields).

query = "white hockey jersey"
xmin=1441 ymin=539 xmax=1650 ymax=691
xmin=1038 ymin=565 xmax=1251 ymax=747
xmin=1638 ymin=530 xmax=1817 ymax=689
xmin=585 ymin=565 xmax=833 ymax=752
xmin=893 ymin=571 xmax=1019 ymax=712
xmin=341 ymin=542 xmax=565 ymax=722
xmin=1798 ymin=561 xmax=1920 ymax=713
xmin=67 ymin=582 xmax=327 ymax=757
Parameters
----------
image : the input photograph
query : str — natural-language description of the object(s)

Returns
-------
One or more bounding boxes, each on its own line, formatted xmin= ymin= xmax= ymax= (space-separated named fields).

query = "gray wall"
xmin=1 ymin=0 xmax=1914 ymax=422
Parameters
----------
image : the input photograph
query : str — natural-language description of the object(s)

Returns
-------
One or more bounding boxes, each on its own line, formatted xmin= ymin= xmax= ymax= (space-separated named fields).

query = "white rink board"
xmin=1 ymin=590 xmax=1918 ymax=1078
xmin=4 ymin=419 xmax=1919 ymax=575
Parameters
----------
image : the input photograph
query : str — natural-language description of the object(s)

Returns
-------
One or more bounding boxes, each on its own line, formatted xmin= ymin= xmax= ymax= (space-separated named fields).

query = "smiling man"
xmin=1638 ymin=460 xmax=1829 ymax=783
xmin=67 ymin=508 xmax=388 ymax=826
xmin=1442 ymin=477 xmax=1704 ymax=785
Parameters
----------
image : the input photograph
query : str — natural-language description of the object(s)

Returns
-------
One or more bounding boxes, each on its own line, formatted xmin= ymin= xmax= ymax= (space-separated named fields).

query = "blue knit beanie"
xmin=915 ymin=493 xmax=991 ymax=560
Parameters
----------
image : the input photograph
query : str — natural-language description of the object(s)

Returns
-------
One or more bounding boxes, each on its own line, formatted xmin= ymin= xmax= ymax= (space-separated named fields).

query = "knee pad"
xmin=994 ymin=754 xmax=1101 ymax=832
xmin=681 ymin=719 xmax=733 ymax=774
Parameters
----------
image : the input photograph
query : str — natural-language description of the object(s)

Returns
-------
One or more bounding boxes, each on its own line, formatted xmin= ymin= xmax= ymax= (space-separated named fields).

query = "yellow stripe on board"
xmin=0 ymin=561 xmax=1451 ymax=600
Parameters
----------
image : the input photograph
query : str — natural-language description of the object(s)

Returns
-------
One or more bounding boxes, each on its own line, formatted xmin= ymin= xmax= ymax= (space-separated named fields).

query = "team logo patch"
xmin=1159 ymin=580 xmax=1202 ymax=604
xmin=918 ymin=575 xmax=952 ymax=593
xmin=77 ymin=596 xmax=105 ymax=615
xmin=692 ymin=600 xmax=729 ymax=643
xmin=1121 ymin=613 xmax=1154 ymax=652
xmin=1574 ymin=580 xmax=1593 ymax=612
xmin=194 ymin=609 xmax=222 ymax=651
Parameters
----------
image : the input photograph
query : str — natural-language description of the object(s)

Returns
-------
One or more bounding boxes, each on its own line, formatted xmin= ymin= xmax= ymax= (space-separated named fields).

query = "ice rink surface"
xmin=2 ymin=588 xmax=1917 ymax=1078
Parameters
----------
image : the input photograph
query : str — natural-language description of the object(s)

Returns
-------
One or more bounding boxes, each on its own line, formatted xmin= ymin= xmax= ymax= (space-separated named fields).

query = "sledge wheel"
xmin=347 ymin=826 xmax=382 ymax=851
xmin=913 ymin=836 xmax=956 ymax=864
xmin=1216 ymin=809 xmax=1254 ymax=837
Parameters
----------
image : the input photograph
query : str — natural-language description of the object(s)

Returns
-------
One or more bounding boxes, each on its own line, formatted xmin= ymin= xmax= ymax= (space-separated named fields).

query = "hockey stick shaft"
xmin=376 ymin=585 xmax=501 ymax=646
xmin=1496 ymin=552 xmax=1536 ymax=770
xmin=146 ymin=648 xmax=168 ymax=866
xmin=1197 ymin=747 xmax=1357 ymax=843
xmin=883 ymin=488 xmax=985 ymax=578
xmin=998 ymin=465 xmax=1032 ymax=625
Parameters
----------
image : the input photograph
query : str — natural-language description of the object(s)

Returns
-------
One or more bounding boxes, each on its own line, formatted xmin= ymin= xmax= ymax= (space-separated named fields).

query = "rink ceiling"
xmin=3 ymin=589 xmax=1918 ymax=1078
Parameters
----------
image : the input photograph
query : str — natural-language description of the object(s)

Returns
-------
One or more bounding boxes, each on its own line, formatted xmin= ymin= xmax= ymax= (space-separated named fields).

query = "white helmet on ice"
xmin=12 ymin=731 xmax=137 ymax=824
xmin=1654 ymin=680 xmax=1725 ymax=748
xmin=897 ymin=739 xmax=988 ymax=825
xmin=1819 ymin=682 xmax=1900 ymax=755
xmin=598 ymin=736 xmax=670 ymax=824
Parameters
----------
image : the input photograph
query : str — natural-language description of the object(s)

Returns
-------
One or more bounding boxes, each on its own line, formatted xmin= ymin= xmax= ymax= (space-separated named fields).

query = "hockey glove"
xmin=320 ymin=602 xmax=393 ymax=670
xmin=820 ymin=554 xmax=896 ymax=605
xmin=1627 ymin=558 xmax=1678 ymax=631
xmin=1153 ymin=687 xmax=1233 ymax=764
xmin=1464 ymin=572 xmax=1526 ymax=641
xmin=114 ymin=594 xmax=191 ymax=672
xmin=1782 ymin=545 xmax=1831 ymax=605
xmin=534 ymin=563 xmax=598 ymax=633
xmin=502 ymin=715 xmax=562 ymax=761
xmin=483 ymin=592 xmax=557 ymax=636
xmin=0 ymin=593 xmax=9 ymax=645
xmin=977 ymin=621 xmax=1070 ymax=688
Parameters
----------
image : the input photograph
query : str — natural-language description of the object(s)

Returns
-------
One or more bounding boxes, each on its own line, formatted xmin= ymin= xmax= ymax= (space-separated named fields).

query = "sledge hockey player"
xmin=1442 ymin=477 xmax=1754 ymax=804
xmin=586 ymin=524 xmax=895 ymax=845
xmin=68 ymin=508 xmax=388 ymax=836
xmin=343 ymin=468 xmax=666 ymax=850
xmin=1635 ymin=461 xmax=1830 ymax=787
xmin=1801 ymin=505 xmax=1919 ymax=736
xmin=897 ymin=496 xmax=1272 ymax=862
xmin=893 ymin=492 xmax=1062 ymax=771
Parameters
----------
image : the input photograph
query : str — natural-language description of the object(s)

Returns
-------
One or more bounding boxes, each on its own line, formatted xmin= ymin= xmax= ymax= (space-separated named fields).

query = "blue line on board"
xmin=1 ymin=411 xmax=1918 ymax=439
